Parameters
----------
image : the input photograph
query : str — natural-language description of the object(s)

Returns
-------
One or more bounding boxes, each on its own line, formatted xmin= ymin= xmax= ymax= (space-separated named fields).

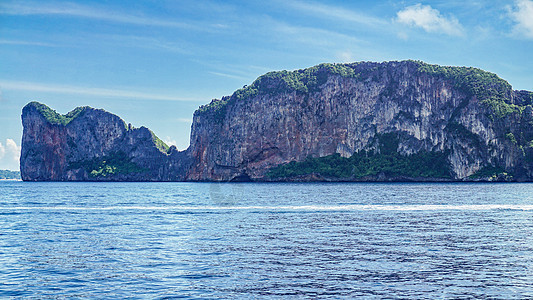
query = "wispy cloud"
xmin=1 ymin=1 xmax=196 ymax=30
xmin=0 ymin=80 xmax=204 ymax=102
xmin=396 ymin=4 xmax=464 ymax=36
xmin=336 ymin=51 xmax=355 ymax=63
xmin=282 ymin=0 xmax=387 ymax=27
xmin=272 ymin=21 xmax=366 ymax=47
xmin=509 ymin=0 xmax=533 ymax=39
xmin=0 ymin=39 xmax=57 ymax=47
xmin=0 ymin=139 xmax=21 ymax=171
xmin=176 ymin=118 xmax=193 ymax=123
xmin=94 ymin=34 xmax=193 ymax=54
xmin=1 ymin=33 xmax=196 ymax=55
xmin=192 ymin=59 xmax=270 ymax=79
xmin=208 ymin=71 xmax=249 ymax=81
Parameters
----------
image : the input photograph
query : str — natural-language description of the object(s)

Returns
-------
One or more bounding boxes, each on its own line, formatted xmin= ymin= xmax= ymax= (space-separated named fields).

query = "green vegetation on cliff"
xmin=516 ymin=90 xmax=533 ymax=105
xmin=196 ymin=63 xmax=362 ymax=115
xmin=0 ymin=170 xmax=20 ymax=180
xmin=468 ymin=166 xmax=510 ymax=180
xmin=196 ymin=60 xmax=524 ymax=120
xmin=68 ymin=152 xmax=146 ymax=178
xmin=415 ymin=61 xmax=512 ymax=101
xmin=414 ymin=61 xmax=524 ymax=118
xmin=150 ymin=130 xmax=170 ymax=153
xmin=27 ymin=101 xmax=88 ymax=125
xmin=267 ymin=151 xmax=451 ymax=180
xmin=233 ymin=63 xmax=359 ymax=97
xmin=267 ymin=133 xmax=452 ymax=180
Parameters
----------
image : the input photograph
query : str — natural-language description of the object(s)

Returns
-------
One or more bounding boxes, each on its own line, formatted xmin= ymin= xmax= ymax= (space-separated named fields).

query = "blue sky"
xmin=0 ymin=0 xmax=532 ymax=170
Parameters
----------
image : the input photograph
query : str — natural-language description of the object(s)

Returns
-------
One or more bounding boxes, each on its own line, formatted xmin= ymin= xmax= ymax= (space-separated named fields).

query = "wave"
xmin=1 ymin=204 xmax=533 ymax=211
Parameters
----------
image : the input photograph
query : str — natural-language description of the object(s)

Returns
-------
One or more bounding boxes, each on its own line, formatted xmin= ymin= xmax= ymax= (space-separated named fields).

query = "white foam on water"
xmin=2 ymin=204 xmax=533 ymax=211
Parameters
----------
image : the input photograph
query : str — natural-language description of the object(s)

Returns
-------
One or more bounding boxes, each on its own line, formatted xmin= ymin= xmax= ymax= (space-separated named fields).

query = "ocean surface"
xmin=1 ymin=182 xmax=532 ymax=299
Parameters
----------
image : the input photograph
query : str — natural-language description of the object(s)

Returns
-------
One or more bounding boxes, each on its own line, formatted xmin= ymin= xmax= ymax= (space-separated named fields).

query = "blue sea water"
xmin=0 ymin=182 xmax=532 ymax=299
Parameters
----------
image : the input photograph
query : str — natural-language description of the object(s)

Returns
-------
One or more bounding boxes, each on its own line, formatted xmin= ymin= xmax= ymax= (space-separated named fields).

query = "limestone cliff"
xmin=190 ymin=60 xmax=533 ymax=181
xmin=20 ymin=102 xmax=190 ymax=181
xmin=21 ymin=60 xmax=533 ymax=181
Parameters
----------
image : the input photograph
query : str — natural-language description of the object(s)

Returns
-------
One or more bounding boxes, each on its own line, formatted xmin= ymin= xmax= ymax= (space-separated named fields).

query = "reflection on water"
xmin=209 ymin=183 xmax=243 ymax=206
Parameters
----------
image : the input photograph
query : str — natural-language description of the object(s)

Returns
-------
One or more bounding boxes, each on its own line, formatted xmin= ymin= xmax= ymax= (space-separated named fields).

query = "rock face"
xmin=20 ymin=102 xmax=190 ymax=181
xmin=21 ymin=60 xmax=533 ymax=181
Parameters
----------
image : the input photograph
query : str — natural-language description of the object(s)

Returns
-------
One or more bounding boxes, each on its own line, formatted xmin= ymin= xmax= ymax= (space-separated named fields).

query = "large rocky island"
xmin=21 ymin=60 xmax=533 ymax=181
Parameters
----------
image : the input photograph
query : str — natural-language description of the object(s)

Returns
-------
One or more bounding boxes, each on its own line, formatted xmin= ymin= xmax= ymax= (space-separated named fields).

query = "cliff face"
xmin=21 ymin=60 xmax=533 ymax=181
xmin=189 ymin=61 xmax=533 ymax=181
xmin=20 ymin=102 xmax=190 ymax=181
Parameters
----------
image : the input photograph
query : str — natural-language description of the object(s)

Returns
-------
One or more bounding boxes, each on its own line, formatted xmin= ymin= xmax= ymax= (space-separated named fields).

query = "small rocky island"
xmin=0 ymin=170 xmax=20 ymax=180
xmin=21 ymin=60 xmax=533 ymax=181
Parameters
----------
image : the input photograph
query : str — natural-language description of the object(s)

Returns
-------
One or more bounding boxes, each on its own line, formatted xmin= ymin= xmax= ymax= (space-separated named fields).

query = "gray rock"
xmin=20 ymin=60 xmax=533 ymax=181
xmin=20 ymin=102 xmax=190 ymax=181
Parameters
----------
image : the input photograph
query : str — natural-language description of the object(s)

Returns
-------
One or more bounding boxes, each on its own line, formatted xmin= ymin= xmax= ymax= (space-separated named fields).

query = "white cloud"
xmin=6 ymin=139 xmax=20 ymax=162
xmin=0 ymin=143 xmax=5 ymax=159
xmin=396 ymin=4 xmax=464 ymax=36
xmin=337 ymin=51 xmax=355 ymax=63
xmin=163 ymin=137 xmax=177 ymax=147
xmin=509 ymin=0 xmax=533 ymax=39
xmin=0 ymin=80 xmax=204 ymax=102
xmin=0 ymin=139 xmax=21 ymax=171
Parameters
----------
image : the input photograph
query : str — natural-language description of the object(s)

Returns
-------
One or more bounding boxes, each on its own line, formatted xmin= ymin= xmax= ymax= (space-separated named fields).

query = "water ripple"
xmin=0 ymin=182 xmax=532 ymax=298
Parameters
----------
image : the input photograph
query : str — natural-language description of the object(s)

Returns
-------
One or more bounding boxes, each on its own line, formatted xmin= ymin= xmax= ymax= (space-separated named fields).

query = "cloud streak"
xmin=396 ymin=4 xmax=464 ymax=36
xmin=0 ymin=39 xmax=58 ymax=47
xmin=208 ymin=71 xmax=249 ymax=81
xmin=272 ymin=21 xmax=366 ymax=47
xmin=509 ymin=0 xmax=533 ymax=39
xmin=92 ymin=34 xmax=193 ymax=55
xmin=0 ymin=80 xmax=204 ymax=102
xmin=1 ymin=1 xmax=195 ymax=29
xmin=176 ymin=118 xmax=193 ymax=123
xmin=283 ymin=0 xmax=387 ymax=27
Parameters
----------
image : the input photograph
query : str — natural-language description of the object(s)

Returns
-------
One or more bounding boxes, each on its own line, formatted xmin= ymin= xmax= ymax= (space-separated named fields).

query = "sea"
xmin=1 ymin=181 xmax=532 ymax=299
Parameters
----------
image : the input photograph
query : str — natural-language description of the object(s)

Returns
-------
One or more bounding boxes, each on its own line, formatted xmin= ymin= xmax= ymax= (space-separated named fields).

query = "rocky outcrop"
xmin=189 ymin=60 xmax=533 ymax=181
xmin=20 ymin=102 xmax=190 ymax=181
xmin=21 ymin=60 xmax=533 ymax=181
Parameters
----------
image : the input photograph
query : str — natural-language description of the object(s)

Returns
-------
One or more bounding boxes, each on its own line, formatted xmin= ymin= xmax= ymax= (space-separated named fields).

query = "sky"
xmin=0 ymin=0 xmax=532 ymax=171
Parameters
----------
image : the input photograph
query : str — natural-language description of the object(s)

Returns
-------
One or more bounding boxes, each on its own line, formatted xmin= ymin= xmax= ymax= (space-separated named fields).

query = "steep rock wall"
xmin=20 ymin=102 xmax=190 ymax=181
xmin=21 ymin=60 xmax=533 ymax=181
xmin=189 ymin=61 xmax=533 ymax=181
